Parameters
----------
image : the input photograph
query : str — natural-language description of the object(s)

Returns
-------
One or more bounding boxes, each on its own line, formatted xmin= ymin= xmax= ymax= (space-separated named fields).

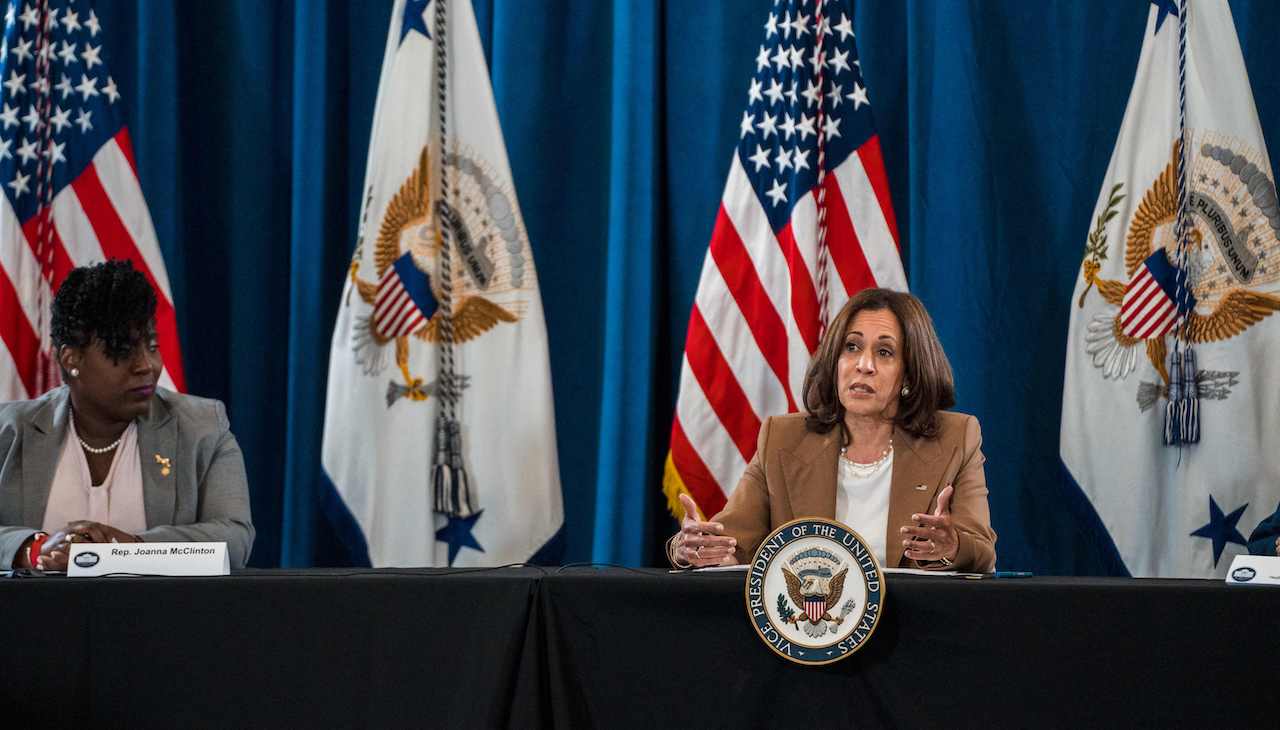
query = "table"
xmin=4 ymin=568 xmax=1276 ymax=727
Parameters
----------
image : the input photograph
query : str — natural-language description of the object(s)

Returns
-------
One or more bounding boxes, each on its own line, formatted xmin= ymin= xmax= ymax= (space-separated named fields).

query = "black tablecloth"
xmin=3 ymin=567 xmax=1277 ymax=728
xmin=4 ymin=568 xmax=543 ymax=727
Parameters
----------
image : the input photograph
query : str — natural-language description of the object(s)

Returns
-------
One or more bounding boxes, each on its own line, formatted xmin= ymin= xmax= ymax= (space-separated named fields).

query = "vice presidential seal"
xmin=744 ymin=518 xmax=885 ymax=666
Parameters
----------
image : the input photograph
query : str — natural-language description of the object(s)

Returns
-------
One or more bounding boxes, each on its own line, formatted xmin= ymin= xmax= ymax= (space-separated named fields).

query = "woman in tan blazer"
xmin=668 ymin=288 xmax=996 ymax=572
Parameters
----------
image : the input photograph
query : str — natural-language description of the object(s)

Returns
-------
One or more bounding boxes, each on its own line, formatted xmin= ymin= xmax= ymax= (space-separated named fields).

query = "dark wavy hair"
xmin=51 ymin=259 xmax=157 ymax=363
xmin=802 ymin=288 xmax=955 ymax=440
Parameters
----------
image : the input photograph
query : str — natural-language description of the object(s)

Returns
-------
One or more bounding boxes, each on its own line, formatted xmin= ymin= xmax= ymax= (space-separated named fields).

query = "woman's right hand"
xmin=36 ymin=547 xmax=69 ymax=572
xmin=10 ymin=533 xmax=68 ymax=571
xmin=34 ymin=528 xmax=106 ymax=571
xmin=671 ymin=493 xmax=738 ymax=568
xmin=33 ymin=530 xmax=87 ymax=571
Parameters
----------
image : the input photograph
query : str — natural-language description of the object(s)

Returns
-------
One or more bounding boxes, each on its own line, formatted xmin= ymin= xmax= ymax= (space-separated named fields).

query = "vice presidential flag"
xmin=0 ymin=0 xmax=184 ymax=400
xmin=663 ymin=0 xmax=907 ymax=520
xmin=1062 ymin=0 xmax=1280 ymax=577
xmin=322 ymin=0 xmax=562 ymax=567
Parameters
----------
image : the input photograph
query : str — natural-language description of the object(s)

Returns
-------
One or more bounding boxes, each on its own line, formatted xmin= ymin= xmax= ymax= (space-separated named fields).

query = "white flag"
xmin=1062 ymin=0 xmax=1280 ymax=577
xmin=321 ymin=0 xmax=563 ymax=567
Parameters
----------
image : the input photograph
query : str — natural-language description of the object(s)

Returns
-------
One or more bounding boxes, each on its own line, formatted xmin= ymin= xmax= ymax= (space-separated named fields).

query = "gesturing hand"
xmin=672 ymin=493 xmax=738 ymax=568
xmin=900 ymin=485 xmax=959 ymax=565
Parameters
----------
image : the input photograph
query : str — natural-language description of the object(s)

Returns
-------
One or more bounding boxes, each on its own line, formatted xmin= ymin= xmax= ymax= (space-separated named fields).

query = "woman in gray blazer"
xmin=0 ymin=260 xmax=254 ymax=570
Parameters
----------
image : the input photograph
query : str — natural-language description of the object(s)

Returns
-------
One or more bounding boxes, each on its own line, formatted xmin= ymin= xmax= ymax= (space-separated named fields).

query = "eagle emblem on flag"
xmin=1079 ymin=136 xmax=1280 ymax=390
xmin=348 ymin=145 xmax=528 ymax=405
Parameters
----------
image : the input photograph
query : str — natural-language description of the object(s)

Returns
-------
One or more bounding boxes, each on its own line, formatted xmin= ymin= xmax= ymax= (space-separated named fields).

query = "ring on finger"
xmin=695 ymin=546 xmax=703 ymax=559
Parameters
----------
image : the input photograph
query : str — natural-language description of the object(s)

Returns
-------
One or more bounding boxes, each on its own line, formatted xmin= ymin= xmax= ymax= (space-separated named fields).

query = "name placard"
xmin=1225 ymin=554 xmax=1280 ymax=586
xmin=67 ymin=542 xmax=230 ymax=577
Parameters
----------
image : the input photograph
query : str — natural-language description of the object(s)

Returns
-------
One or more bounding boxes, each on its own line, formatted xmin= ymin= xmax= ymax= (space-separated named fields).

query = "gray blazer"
xmin=0 ymin=386 xmax=254 ymax=569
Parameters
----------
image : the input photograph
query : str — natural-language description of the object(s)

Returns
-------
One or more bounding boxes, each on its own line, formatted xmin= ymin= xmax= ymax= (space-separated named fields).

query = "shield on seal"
xmin=804 ymin=596 xmax=827 ymax=623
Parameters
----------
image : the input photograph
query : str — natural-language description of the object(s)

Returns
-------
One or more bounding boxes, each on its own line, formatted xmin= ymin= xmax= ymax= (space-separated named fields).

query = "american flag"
xmin=0 ymin=0 xmax=183 ymax=401
xmin=664 ymin=0 xmax=906 ymax=520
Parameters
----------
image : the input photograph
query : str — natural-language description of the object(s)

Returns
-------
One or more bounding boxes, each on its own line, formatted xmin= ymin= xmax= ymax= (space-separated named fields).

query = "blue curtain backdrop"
xmin=90 ymin=1 xmax=1280 ymax=571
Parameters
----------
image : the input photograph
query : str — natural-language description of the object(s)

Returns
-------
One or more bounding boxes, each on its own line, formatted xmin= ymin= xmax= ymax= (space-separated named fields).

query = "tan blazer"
xmin=714 ymin=411 xmax=996 ymax=572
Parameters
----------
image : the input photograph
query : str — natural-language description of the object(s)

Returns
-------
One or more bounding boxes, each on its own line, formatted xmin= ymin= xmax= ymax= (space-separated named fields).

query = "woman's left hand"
xmin=58 ymin=521 xmax=141 ymax=545
xmin=900 ymin=485 xmax=959 ymax=565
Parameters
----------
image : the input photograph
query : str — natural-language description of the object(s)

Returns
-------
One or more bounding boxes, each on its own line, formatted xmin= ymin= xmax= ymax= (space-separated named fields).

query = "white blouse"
xmin=835 ymin=450 xmax=893 ymax=566
xmin=42 ymin=421 xmax=147 ymax=535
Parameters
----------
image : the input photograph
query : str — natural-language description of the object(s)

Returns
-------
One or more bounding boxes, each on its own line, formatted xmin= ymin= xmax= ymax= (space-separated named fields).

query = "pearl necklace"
xmin=840 ymin=438 xmax=893 ymax=479
xmin=71 ymin=412 xmax=123 ymax=455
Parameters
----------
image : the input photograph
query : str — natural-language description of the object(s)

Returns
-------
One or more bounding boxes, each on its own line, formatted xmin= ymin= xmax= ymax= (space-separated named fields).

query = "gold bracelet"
xmin=667 ymin=535 xmax=693 ymax=569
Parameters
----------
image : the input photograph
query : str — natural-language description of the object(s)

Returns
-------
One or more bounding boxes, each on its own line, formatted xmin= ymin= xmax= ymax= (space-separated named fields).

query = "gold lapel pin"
xmin=155 ymin=454 xmax=172 ymax=477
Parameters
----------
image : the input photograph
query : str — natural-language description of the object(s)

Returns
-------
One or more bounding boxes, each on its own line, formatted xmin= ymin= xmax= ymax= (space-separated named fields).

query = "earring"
xmin=70 ymin=368 xmax=79 ymax=378
xmin=900 ymin=385 xmax=909 ymax=396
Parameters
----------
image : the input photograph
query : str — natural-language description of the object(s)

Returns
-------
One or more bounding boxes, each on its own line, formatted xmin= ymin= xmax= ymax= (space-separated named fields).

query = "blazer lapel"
xmin=778 ymin=428 xmax=839 ymax=521
xmin=21 ymin=389 xmax=70 ymax=527
xmin=885 ymin=426 xmax=945 ymax=568
xmin=137 ymin=394 xmax=177 ymax=529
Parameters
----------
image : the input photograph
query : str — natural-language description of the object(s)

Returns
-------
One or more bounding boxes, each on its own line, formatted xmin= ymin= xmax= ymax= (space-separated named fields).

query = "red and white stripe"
xmin=805 ymin=597 xmax=827 ymax=623
xmin=1120 ymin=266 xmax=1179 ymax=340
xmin=0 ymin=130 xmax=185 ymax=400
xmin=667 ymin=136 xmax=905 ymax=517
xmin=373 ymin=267 xmax=428 ymax=340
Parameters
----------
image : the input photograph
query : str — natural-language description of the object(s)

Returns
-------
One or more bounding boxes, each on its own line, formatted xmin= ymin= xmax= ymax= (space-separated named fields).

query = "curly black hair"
xmin=51 ymin=259 xmax=157 ymax=362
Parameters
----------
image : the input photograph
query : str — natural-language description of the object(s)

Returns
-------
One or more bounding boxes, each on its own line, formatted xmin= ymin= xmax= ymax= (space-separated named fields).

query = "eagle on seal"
xmin=782 ymin=565 xmax=848 ymax=630
xmin=350 ymin=146 xmax=517 ymax=400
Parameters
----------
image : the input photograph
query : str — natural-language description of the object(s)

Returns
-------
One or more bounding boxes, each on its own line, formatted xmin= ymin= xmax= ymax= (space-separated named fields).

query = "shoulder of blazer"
xmin=147 ymin=389 xmax=231 ymax=440
xmin=0 ymin=387 xmax=66 ymax=435
xmin=762 ymin=412 xmax=818 ymax=450
xmin=928 ymin=410 xmax=979 ymax=451
xmin=762 ymin=412 xmax=841 ymax=467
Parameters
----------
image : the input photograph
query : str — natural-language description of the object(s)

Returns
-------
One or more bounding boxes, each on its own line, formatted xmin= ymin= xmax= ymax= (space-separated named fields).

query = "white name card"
xmin=1225 ymin=554 xmax=1280 ymax=586
xmin=67 ymin=542 xmax=230 ymax=577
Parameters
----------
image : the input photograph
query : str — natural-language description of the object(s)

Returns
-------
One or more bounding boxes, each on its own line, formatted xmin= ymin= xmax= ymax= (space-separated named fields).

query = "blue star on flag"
xmin=1151 ymin=0 xmax=1178 ymax=34
xmin=1190 ymin=495 xmax=1248 ymax=567
xmin=400 ymin=0 xmax=430 ymax=44
xmin=436 ymin=509 xmax=485 ymax=566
